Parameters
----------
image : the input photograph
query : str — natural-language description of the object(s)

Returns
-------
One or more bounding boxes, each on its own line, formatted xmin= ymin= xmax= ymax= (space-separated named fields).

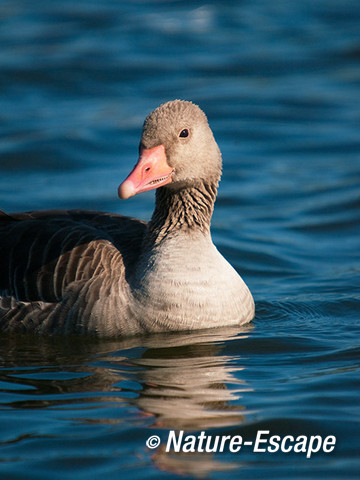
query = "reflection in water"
xmin=150 ymin=448 xmax=240 ymax=479
xmin=0 ymin=326 xmax=253 ymax=476
xmin=133 ymin=342 xmax=250 ymax=430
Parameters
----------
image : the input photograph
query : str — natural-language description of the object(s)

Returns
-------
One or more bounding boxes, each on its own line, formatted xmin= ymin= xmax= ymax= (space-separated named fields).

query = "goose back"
xmin=0 ymin=210 xmax=146 ymax=334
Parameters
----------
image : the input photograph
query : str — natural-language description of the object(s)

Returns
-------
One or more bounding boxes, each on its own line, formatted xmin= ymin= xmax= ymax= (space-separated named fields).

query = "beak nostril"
xmin=144 ymin=167 xmax=151 ymax=173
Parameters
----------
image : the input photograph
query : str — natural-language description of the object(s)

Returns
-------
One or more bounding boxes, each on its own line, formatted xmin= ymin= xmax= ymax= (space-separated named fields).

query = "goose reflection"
xmin=127 ymin=327 xmax=254 ymax=477
xmin=0 ymin=325 xmax=253 ymax=477
xmin=130 ymin=331 xmax=252 ymax=430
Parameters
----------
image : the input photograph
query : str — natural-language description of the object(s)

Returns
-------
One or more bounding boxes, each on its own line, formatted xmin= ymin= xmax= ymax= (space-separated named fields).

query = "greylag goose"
xmin=0 ymin=100 xmax=254 ymax=335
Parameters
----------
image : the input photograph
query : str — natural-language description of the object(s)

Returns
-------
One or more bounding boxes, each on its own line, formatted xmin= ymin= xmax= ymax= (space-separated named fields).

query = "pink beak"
xmin=118 ymin=144 xmax=174 ymax=200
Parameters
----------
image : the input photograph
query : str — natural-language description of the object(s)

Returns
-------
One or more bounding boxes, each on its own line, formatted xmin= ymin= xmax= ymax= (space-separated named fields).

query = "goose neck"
xmin=145 ymin=180 xmax=218 ymax=246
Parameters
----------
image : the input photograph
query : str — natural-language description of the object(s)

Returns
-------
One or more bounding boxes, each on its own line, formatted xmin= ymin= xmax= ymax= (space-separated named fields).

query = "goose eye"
xmin=179 ymin=129 xmax=189 ymax=138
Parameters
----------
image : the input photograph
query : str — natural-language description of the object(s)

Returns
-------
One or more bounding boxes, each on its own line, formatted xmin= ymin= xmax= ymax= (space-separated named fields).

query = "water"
xmin=0 ymin=0 xmax=359 ymax=478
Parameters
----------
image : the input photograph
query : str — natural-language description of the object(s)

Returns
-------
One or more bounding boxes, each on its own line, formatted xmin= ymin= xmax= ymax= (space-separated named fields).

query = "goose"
xmin=0 ymin=100 xmax=254 ymax=335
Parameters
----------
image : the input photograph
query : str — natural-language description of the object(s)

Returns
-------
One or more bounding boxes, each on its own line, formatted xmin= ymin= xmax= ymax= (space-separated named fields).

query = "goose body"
xmin=0 ymin=100 xmax=254 ymax=335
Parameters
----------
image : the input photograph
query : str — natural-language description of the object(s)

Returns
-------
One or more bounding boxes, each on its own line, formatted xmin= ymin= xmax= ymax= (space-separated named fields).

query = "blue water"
xmin=0 ymin=0 xmax=359 ymax=478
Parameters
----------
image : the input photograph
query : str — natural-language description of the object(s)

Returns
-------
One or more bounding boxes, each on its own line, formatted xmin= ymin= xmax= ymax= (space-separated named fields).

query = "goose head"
xmin=118 ymin=100 xmax=222 ymax=200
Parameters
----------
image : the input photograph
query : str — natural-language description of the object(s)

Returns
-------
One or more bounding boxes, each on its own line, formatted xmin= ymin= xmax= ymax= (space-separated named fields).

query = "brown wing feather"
xmin=0 ymin=209 xmax=147 ymax=304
